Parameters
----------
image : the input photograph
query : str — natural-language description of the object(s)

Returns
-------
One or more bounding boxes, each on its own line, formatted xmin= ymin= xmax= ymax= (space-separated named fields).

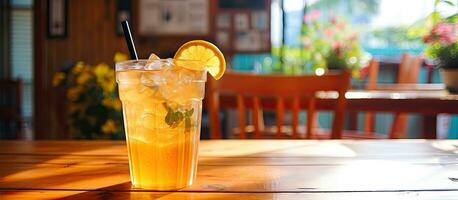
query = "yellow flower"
xmin=100 ymin=78 xmax=116 ymax=93
xmin=101 ymin=119 xmax=117 ymax=134
xmin=93 ymin=63 xmax=111 ymax=79
xmin=102 ymin=98 xmax=122 ymax=111
xmin=112 ymin=99 xmax=122 ymax=111
xmin=72 ymin=62 xmax=85 ymax=74
xmin=94 ymin=63 xmax=116 ymax=93
xmin=114 ymin=52 xmax=129 ymax=62
xmin=67 ymin=86 xmax=83 ymax=102
xmin=352 ymin=69 xmax=360 ymax=79
xmin=52 ymin=72 xmax=66 ymax=86
xmin=67 ymin=102 xmax=79 ymax=114
xmin=102 ymin=98 xmax=111 ymax=107
xmin=76 ymin=72 xmax=92 ymax=85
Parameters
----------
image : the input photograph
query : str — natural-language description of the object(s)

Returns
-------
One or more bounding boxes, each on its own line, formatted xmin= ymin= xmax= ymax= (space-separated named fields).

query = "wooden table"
xmin=336 ymin=84 xmax=457 ymax=139
xmin=219 ymin=86 xmax=458 ymax=138
xmin=1 ymin=140 xmax=458 ymax=199
xmin=371 ymin=84 xmax=445 ymax=91
xmin=343 ymin=87 xmax=458 ymax=139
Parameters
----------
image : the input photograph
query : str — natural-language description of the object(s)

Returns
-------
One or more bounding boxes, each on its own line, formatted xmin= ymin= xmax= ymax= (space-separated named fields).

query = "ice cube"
xmin=148 ymin=53 xmax=160 ymax=60
xmin=155 ymin=63 xmax=203 ymax=104
xmin=178 ymin=69 xmax=194 ymax=84
xmin=140 ymin=71 xmax=159 ymax=87
xmin=145 ymin=60 xmax=163 ymax=70
xmin=145 ymin=53 xmax=160 ymax=64
xmin=144 ymin=53 xmax=162 ymax=70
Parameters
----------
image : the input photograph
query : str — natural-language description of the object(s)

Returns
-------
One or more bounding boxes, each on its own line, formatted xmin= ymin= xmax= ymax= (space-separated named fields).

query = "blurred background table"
xmin=343 ymin=85 xmax=458 ymax=139
xmin=1 ymin=140 xmax=458 ymax=199
xmin=217 ymin=84 xmax=458 ymax=139
xmin=369 ymin=83 xmax=445 ymax=91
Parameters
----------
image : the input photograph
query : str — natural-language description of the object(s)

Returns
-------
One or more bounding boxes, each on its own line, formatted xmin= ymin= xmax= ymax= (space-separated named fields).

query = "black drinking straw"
xmin=121 ymin=21 xmax=138 ymax=60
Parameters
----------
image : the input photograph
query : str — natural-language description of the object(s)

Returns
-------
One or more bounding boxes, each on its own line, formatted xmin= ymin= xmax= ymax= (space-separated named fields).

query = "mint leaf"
xmin=185 ymin=108 xmax=194 ymax=117
xmin=162 ymin=102 xmax=194 ymax=131
xmin=165 ymin=109 xmax=173 ymax=126
xmin=185 ymin=117 xmax=191 ymax=133
xmin=170 ymin=111 xmax=183 ymax=128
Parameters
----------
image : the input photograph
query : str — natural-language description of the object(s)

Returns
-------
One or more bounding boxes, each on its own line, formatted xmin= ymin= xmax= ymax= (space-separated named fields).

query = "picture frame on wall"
xmin=234 ymin=13 xmax=249 ymax=31
xmin=47 ymin=0 xmax=68 ymax=38
xmin=217 ymin=13 xmax=231 ymax=29
xmin=138 ymin=0 xmax=209 ymax=36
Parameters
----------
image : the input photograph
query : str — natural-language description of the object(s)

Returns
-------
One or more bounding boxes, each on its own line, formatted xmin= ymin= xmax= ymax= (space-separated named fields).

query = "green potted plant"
xmin=302 ymin=13 xmax=369 ymax=77
xmin=52 ymin=53 xmax=127 ymax=139
xmin=419 ymin=0 xmax=458 ymax=92
xmin=423 ymin=22 xmax=458 ymax=92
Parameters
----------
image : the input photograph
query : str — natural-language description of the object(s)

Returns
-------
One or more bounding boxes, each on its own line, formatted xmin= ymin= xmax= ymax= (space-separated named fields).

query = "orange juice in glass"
xmin=116 ymin=41 xmax=225 ymax=190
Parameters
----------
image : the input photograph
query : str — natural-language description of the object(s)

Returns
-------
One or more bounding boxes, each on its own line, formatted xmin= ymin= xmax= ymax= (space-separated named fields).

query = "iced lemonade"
xmin=116 ymin=40 xmax=225 ymax=190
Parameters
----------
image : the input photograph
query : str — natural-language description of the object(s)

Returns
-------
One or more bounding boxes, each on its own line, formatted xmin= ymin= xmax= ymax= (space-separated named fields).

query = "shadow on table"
xmin=59 ymin=182 xmax=175 ymax=200
xmin=0 ymin=141 xmax=128 ymax=188
xmin=1 ymin=141 xmax=314 ymax=199
xmin=3 ymin=140 xmax=458 ymax=199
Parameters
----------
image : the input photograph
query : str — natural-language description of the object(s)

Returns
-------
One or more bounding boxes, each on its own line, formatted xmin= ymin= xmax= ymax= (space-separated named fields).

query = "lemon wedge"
xmin=174 ymin=40 xmax=226 ymax=80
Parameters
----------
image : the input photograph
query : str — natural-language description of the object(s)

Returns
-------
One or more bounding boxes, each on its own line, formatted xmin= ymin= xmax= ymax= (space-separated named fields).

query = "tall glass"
xmin=115 ymin=59 xmax=206 ymax=190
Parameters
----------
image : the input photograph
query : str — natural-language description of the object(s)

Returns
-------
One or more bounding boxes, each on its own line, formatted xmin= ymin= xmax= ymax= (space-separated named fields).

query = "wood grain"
xmin=2 ymin=190 xmax=458 ymax=200
xmin=2 ymin=160 xmax=458 ymax=192
xmin=3 ymin=190 xmax=458 ymax=200
xmin=1 ymin=140 xmax=458 ymax=199
xmin=1 ymin=140 xmax=457 ymax=156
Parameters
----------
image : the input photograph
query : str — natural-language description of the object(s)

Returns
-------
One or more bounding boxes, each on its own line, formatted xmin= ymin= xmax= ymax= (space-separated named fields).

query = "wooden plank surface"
xmin=220 ymin=89 xmax=458 ymax=114
xmin=372 ymin=84 xmax=445 ymax=91
xmin=1 ymin=140 xmax=458 ymax=199
xmin=343 ymin=90 xmax=458 ymax=100
xmin=2 ymin=190 xmax=458 ymax=200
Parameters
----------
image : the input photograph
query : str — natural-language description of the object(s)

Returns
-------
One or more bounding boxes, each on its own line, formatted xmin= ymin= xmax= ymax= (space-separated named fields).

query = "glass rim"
xmin=115 ymin=59 xmax=208 ymax=73
xmin=116 ymin=59 xmax=202 ymax=65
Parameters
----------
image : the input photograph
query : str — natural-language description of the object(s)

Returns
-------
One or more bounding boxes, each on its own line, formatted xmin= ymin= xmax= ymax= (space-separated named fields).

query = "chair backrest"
xmin=359 ymin=59 xmax=380 ymax=133
xmin=366 ymin=59 xmax=380 ymax=90
xmin=354 ymin=55 xmax=422 ymax=138
xmin=389 ymin=54 xmax=423 ymax=138
xmin=398 ymin=54 xmax=423 ymax=84
xmin=0 ymin=79 xmax=22 ymax=139
xmin=207 ymin=71 xmax=351 ymax=139
xmin=366 ymin=54 xmax=422 ymax=86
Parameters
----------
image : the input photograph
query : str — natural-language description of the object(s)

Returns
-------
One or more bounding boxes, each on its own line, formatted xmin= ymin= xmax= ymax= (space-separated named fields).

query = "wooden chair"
xmin=389 ymin=54 xmax=423 ymax=138
xmin=207 ymin=71 xmax=350 ymax=139
xmin=363 ymin=59 xmax=379 ymax=133
xmin=348 ymin=54 xmax=423 ymax=139
xmin=348 ymin=59 xmax=379 ymax=134
xmin=0 ymin=79 xmax=23 ymax=139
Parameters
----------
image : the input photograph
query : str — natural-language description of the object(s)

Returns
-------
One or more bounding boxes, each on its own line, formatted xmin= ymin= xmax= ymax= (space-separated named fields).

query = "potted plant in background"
xmin=301 ymin=13 xmax=370 ymax=77
xmin=52 ymin=53 xmax=127 ymax=139
xmin=419 ymin=0 xmax=458 ymax=92
xmin=270 ymin=11 xmax=370 ymax=76
xmin=423 ymin=22 xmax=458 ymax=92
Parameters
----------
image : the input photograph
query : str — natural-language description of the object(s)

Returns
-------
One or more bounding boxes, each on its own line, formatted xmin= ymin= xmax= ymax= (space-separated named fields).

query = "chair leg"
xmin=364 ymin=112 xmax=375 ymax=135
xmin=423 ymin=114 xmax=437 ymax=139
xmin=349 ymin=111 xmax=358 ymax=131
xmin=390 ymin=113 xmax=408 ymax=139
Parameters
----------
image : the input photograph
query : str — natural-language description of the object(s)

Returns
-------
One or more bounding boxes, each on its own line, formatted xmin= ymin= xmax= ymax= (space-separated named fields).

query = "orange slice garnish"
xmin=174 ymin=40 xmax=226 ymax=80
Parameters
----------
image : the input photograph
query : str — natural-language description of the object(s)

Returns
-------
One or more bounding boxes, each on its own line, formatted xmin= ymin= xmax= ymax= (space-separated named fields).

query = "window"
xmin=10 ymin=0 xmax=33 ymax=121
xmin=274 ymin=0 xmax=457 ymax=59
